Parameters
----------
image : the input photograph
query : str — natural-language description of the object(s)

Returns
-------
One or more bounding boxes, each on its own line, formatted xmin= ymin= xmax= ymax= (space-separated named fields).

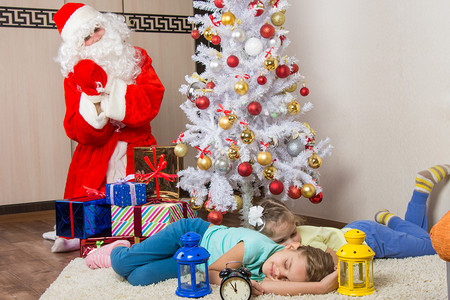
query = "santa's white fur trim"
xmin=79 ymin=93 xmax=108 ymax=129
xmin=101 ymin=78 xmax=126 ymax=121
xmin=61 ymin=5 xmax=100 ymax=42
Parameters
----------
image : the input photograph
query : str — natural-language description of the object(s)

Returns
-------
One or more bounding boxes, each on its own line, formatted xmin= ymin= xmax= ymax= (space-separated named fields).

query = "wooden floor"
xmin=0 ymin=209 xmax=345 ymax=300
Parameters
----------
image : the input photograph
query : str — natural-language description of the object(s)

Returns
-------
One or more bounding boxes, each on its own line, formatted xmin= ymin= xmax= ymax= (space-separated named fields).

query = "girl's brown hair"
xmin=253 ymin=198 xmax=306 ymax=237
xmin=299 ymin=245 xmax=335 ymax=282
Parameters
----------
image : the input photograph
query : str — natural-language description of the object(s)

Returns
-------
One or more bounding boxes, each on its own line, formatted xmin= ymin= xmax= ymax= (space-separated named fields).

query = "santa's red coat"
xmin=63 ymin=47 xmax=164 ymax=198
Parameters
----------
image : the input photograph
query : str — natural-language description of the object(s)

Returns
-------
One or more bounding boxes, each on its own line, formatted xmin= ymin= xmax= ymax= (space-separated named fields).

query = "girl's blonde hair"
xmin=253 ymin=198 xmax=306 ymax=238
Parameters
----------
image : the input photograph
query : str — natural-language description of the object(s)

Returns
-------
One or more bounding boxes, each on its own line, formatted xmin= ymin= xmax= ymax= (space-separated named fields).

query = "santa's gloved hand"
xmin=73 ymin=59 xmax=108 ymax=96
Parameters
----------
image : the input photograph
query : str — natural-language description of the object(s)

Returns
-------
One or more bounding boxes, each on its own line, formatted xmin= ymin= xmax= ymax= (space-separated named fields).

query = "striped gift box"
xmin=111 ymin=200 xmax=196 ymax=237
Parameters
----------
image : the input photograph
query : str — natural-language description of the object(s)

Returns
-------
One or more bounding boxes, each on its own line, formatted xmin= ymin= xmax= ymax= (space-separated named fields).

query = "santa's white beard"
xmin=79 ymin=34 xmax=139 ymax=84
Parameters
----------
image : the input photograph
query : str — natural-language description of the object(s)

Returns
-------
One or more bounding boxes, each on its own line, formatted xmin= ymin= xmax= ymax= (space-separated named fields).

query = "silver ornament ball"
xmin=186 ymin=82 xmax=204 ymax=102
xmin=287 ymin=139 xmax=303 ymax=157
xmin=210 ymin=59 xmax=223 ymax=72
xmin=232 ymin=29 xmax=246 ymax=42
xmin=214 ymin=156 xmax=232 ymax=175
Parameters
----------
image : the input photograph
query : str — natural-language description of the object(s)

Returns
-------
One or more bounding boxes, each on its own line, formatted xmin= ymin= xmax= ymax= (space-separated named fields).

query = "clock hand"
xmin=231 ymin=282 xmax=237 ymax=293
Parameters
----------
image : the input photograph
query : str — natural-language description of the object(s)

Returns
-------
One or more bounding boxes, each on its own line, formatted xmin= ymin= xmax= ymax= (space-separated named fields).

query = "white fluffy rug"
xmin=41 ymin=255 xmax=447 ymax=300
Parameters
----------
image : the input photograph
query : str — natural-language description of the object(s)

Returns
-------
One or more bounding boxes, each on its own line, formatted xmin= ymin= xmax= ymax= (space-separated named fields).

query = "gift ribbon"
xmin=139 ymin=147 xmax=178 ymax=199
xmin=265 ymin=47 xmax=274 ymax=58
xmin=109 ymin=174 xmax=137 ymax=206
xmin=209 ymin=14 xmax=221 ymax=26
xmin=260 ymin=141 xmax=270 ymax=150
xmin=240 ymin=119 xmax=249 ymax=129
xmin=226 ymin=138 xmax=237 ymax=146
xmin=66 ymin=195 xmax=104 ymax=239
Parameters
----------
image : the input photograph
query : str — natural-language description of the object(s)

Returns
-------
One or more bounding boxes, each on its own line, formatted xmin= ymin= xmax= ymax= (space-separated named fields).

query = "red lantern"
xmin=269 ymin=180 xmax=284 ymax=195
xmin=309 ymin=192 xmax=323 ymax=204
xmin=214 ymin=0 xmax=224 ymax=8
xmin=196 ymin=96 xmax=210 ymax=110
xmin=208 ymin=210 xmax=223 ymax=225
xmin=276 ymin=65 xmax=290 ymax=78
xmin=257 ymin=75 xmax=267 ymax=85
xmin=191 ymin=29 xmax=200 ymax=39
xmin=238 ymin=162 xmax=252 ymax=177
xmin=247 ymin=101 xmax=262 ymax=115
xmin=260 ymin=23 xmax=275 ymax=39
xmin=288 ymin=185 xmax=301 ymax=199
xmin=227 ymin=55 xmax=239 ymax=68
xmin=211 ymin=35 xmax=221 ymax=45
xmin=290 ymin=63 xmax=299 ymax=74
xmin=300 ymin=86 xmax=310 ymax=96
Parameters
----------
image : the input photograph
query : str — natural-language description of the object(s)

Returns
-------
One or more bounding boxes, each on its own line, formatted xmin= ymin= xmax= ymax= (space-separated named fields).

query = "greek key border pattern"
xmin=0 ymin=6 xmax=192 ymax=33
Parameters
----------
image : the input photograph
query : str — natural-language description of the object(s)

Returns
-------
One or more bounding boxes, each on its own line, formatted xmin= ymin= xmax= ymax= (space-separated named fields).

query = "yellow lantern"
xmin=337 ymin=229 xmax=375 ymax=297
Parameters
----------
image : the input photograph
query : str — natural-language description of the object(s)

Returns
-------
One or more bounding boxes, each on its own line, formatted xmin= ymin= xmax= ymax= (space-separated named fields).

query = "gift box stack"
xmin=55 ymin=146 xmax=196 ymax=257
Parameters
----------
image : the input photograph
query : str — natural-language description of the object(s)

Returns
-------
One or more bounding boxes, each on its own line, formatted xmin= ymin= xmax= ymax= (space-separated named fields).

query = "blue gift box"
xmin=106 ymin=181 xmax=147 ymax=206
xmin=55 ymin=195 xmax=111 ymax=239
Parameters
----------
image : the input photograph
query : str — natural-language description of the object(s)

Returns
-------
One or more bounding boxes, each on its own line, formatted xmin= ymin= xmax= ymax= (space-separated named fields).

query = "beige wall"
xmin=2 ymin=1 xmax=449 ymax=228
xmin=283 ymin=0 xmax=450 ymax=227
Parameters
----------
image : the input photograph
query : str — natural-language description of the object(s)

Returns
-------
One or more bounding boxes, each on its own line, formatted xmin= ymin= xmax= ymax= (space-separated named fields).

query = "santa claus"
xmin=44 ymin=3 xmax=164 ymax=252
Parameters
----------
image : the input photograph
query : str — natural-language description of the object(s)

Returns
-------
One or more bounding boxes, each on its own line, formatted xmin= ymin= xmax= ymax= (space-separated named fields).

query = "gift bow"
xmin=248 ymin=206 xmax=264 ymax=227
xmin=115 ymin=174 xmax=135 ymax=184
xmin=139 ymin=147 xmax=178 ymax=198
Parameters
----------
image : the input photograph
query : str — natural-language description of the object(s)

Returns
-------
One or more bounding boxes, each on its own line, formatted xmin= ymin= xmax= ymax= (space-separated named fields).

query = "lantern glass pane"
xmin=179 ymin=264 xmax=192 ymax=288
xmin=369 ymin=260 xmax=374 ymax=285
xmin=340 ymin=261 xmax=349 ymax=287
xmin=352 ymin=262 xmax=366 ymax=287
xmin=195 ymin=264 xmax=208 ymax=289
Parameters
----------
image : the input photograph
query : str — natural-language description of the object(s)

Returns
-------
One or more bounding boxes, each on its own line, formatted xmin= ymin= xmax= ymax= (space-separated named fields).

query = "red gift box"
xmin=80 ymin=236 xmax=147 ymax=258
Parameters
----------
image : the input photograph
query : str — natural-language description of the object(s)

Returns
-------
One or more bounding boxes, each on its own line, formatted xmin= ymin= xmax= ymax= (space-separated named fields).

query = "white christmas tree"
xmin=175 ymin=0 xmax=332 ymax=225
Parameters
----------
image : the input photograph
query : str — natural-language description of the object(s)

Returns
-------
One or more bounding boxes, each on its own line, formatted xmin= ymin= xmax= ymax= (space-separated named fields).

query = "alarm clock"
xmin=219 ymin=262 xmax=252 ymax=300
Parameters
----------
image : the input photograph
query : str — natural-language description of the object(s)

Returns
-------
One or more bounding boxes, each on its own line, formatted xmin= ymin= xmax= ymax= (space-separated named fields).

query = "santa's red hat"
xmin=53 ymin=3 xmax=100 ymax=42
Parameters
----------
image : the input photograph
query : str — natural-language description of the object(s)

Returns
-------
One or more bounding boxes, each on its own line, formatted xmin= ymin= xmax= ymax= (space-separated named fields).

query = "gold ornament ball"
xmin=228 ymin=112 xmax=238 ymax=124
xmin=174 ymin=143 xmax=188 ymax=158
xmin=189 ymin=198 xmax=202 ymax=211
xmin=271 ymin=11 xmax=286 ymax=26
xmin=301 ymin=183 xmax=316 ymax=198
xmin=234 ymin=80 xmax=249 ymax=95
xmin=219 ymin=115 xmax=233 ymax=130
xmin=240 ymin=128 xmax=255 ymax=144
xmin=197 ymin=156 xmax=212 ymax=170
xmin=263 ymin=165 xmax=277 ymax=180
xmin=228 ymin=145 xmax=240 ymax=160
xmin=284 ymin=83 xmax=298 ymax=93
xmin=234 ymin=195 xmax=243 ymax=211
xmin=221 ymin=11 xmax=236 ymax=26
xmin=257 ymin=151 xmax=272 ymax=165
xmin=287 ymin=100 xmax=301 ymax=115
xmin=308 ymin=153 xmax=322 ymax=169
xmin=204 ymin=27 xmax=213 ymax=41
xmin=264 ymin=56 xmax=279 ymax=71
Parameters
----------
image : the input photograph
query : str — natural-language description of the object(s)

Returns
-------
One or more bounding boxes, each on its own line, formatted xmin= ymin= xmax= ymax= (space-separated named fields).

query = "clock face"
xmin=220 ymin=276 xmax=252 ymax=300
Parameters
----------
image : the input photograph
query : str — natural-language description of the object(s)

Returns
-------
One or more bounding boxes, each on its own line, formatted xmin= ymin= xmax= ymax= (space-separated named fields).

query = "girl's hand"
xmin=320 ymin=268 xmax=339 ymax=293
xmin=250 ymin=280 xmax=265 ymax=296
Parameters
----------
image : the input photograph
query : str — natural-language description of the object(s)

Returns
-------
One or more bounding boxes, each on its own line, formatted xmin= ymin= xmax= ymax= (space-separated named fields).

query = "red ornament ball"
xmin=238 ymin=162 xmax=252 ymax=177
xmin=214 ymin=0 xmax=225 ymax=8
xmin=290 ymin=63 xmax=299 ymax=74
xmin=206 ymin=81 xmax=215 ymax=89
xmin=248 ymin=0 xmax=265 ymax=17
xmin=247 ymin=101 xmax=262 ymax=115
xmin=196 ymin=96 xmax=210 ymax=110
xmin=260 ymin=23 xmax=275 ymax=39
xmin=227 ymin=55 xmax=239 ymax=68
xmin=257 ymin=75 xmax=267 ymax=85
xmin=211 ymin=35 xmax=221 ymax=45
xmin=276 ymin=65 xmax=290 ymax=78
xmin=288 ymin=185 xmax=301 ymax=199
xmin=208 ymin=210 xmax=223 ymax=225
xmin=191 ymin=29 xmax=200 ymax=40
xmin=269 ymin=180 xmax=284 ymax=195
xmin=300 ymin=87 xmax=310 ymax=96
xmin=309 ymin=192 xmax=323 ymax=204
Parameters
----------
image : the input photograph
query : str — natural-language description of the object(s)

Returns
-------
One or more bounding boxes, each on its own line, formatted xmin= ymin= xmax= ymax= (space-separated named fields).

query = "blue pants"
xmin=111 ymin=218 xmax=210 ymax=286
xmin=344 ymin=190 xmax=436 ymax=258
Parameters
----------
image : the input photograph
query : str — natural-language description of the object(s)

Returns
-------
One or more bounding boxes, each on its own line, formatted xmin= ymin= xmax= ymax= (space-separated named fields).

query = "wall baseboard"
xmin=0 ymin=201 xmax=55 ymax=215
